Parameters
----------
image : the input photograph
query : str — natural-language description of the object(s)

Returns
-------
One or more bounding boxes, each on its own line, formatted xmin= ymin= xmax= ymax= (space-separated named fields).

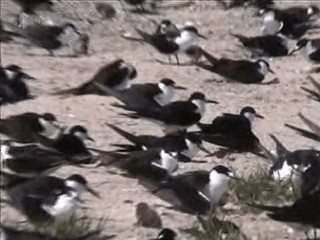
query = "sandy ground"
xmin=1 ymin=1 xmax=320 ymax=239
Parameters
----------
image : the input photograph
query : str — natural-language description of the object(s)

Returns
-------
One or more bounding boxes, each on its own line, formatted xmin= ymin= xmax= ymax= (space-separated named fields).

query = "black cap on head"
xmin=160 ymin=78 xmax=176 ymax=86
xmin=5 ymin=65 xmax=22 ymax=72
xmin=297 ymin=38 xmax=309 ymax=48
xmin=41 ymin=113 xmax=57 ymax=121
xmin=161 ymin=19 xmax=172 ymax=26
xmin=212 ymin=165 xmax=232 ymax=176
xmin=66 ymin=174 xmax=88 ymax=185
xmin=309 ymin=5 xmax=320 ymax=15
xmin=69 ymin=125 xmax=87 ymax=134
xmin=185 ymin=132 xmax=202 ymax=144
xmin=157 ymin=228 xmax=177 ymax=240
xmin=189 ymin=92 xmax=205 ymax=101
xmin=240 ymin=106 xmax=256 ymax=115
xmin=183 ymin=25 xmax=198 ymax=34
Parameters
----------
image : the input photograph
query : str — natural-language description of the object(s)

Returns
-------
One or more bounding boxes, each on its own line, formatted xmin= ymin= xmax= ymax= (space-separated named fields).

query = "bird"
xmin=134 ymin=24 xmax=206 ymax=64
xmin=93 ymin=78 xmax=187 ymax=112
xmin=196 ymin=106 xmax=265 ymax=156
xmin=10 ymin=0 xmax=58 ymax=15
xmin=259 ymin=6 xmax=319 ymax=38
xmin=196 ymin=48 xmax=276 ymax=84
xmin=4 ymin=174 xmax=100 ymax=224
xmin=95 ymin=3 xmax=117 ymax=19
xmin=153 ymin=165 xmax=235 ymax=214
xmin=55 ymin=59 xmax=137 ymax=96
xmin=153 ymin=19 xmax=181 ymax=40
xmin=0 ymin=112 xmax=61 ymax=143
xmin=285 ymin=113 xmax=320 ymax=142
xmin=288 ymin=38 xmax=320 ymax=62
xmin=267 ymin=134 xmax=320 ymax=194
xmin=231 ymin=33 xmax=290 ymax=57
xmin=107 ymin=124 xmax=210 ymax=161
xmin=0 ymin=64 xmax=35 ymax=104
xmin=35 ymin=125 xmax=95 ymax=164
xmin=135 ymin=202 xmax=162 ymax=228
xmin=100 ymin=148 xmax=179 ymax=182
xmin=248 ymin=190 xmax=320 ymax=238
xmin=120 ymin=92 xmax=218 ymax=134
xmin=0 ymin=224 xmax=104 ymax=240
xmin=5 ymin=21 xmax=82 ymax=56
xmin=123 ymin=0 xmax=160 ymax=12
xmin=1 ymin=140 xmax=69 ymax=178
xmin=150 ymin=228 xmax=177 ymax=240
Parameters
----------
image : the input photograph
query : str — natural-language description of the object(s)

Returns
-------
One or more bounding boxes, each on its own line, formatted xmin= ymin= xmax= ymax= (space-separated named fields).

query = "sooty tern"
xmin=135 ymin=202 xmax=162 ymax=228
xmin=153 ymin=165 xmax=235 ymax=214
xmin=231 ymin=33 xmax=290 ymax=57
xmin=0 ymin=64 xmax=35 ymax=104
xmin=197 ymin=106 xmax=265 ymax=156
xmin=107 ymin=124 xmax=210 ymax=161
xmin=300 ymin=77 xmax=320 ymax=102
xmin=0 ymin=112 xmax=61 ymax=143
xmin=5 ymin=174 xmax=99 ymax=224
xmin=154 ymin=20 xmax=180 ymax=40
xmin=134 ymin=24 xmax=206 ymax=64
xmin=285 ymin=113 xmax=320 ymax=142
xmin=35 ymin=125 xmax=95 ymax=164
xmin=100 ymin=148 xmax=179 ymax=182
xmin=196 ymin=48 xmax=275 ymax=84
xmin=56 ymin=59 xmax=137 ymax=96
xmin=249 ymin=190 xmax=320 ymax=237
xmin=150 ymin=228 xmax=177 ymax=240
xmin=1 ymin=141 xmax=68 ymax=178
xmin=0 ymin=224 xmax=104 ymax=240
xmin=260 ymin=6 xmax=319 ymax=38
xmin=267 ymin=134 xmax=320 ymax=188
xmin=120 ymin=92 xmax=218 ymax=134
xmin=93 ymin=78 xmax=186 ymax=111
xmin=289 ymin=38 xmax=320 ymax=62
xmin=5 ymin=21 xmax=82 ymax=56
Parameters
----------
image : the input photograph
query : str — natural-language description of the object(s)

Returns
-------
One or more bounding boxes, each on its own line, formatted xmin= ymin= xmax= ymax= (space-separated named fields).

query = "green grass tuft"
xmin=183 ymin=215 xmax=248 ymax=240
xmin=231 ymin=169 xmax=298 ymax=206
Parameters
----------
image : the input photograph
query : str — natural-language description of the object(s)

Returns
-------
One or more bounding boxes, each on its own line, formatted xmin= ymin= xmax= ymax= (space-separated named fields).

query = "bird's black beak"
xmin=86 ymin=186 xmax=101 ymax=198
xmin=206 ymin=99 xmax=219 ymax=104
xmin=268 ymin=68 xmax=275 ymax=74
xmin=21 ymin=72 xmax=36 ymax=80
xmin=197 ymin=33 xmax=207 ymax=40
xmin=87 ymin=136 xmax=95 ymax=142
xmin=288 ymin=47 xmax=300 ymax=56
xmin=174 ymin=85 xmax=187 ymax=90
xmin=198 ymin=144 xmax=211 ymax=154
xmin=255 ymin=113 xmax=264 ymax=119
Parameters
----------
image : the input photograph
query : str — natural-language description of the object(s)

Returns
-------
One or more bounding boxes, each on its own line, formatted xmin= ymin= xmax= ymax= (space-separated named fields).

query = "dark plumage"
xmin=196 ymin=48 xmax=275 ymax=84
xmin=55 ymin=59 xmax=137 ymax=96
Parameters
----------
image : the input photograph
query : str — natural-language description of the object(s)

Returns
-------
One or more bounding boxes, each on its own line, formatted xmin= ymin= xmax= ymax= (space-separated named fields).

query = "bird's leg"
xmin=175 ymin=54 xmax=180 ymax=65
xmin=48 ymin=50 xmax=54 ymax=57
xmin=168 ymin=55 xmax=172 ymax=63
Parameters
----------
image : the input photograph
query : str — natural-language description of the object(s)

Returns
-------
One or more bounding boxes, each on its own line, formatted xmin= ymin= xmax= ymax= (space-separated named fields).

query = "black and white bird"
xmin=55 ymin=59 xmax=137 ymax=96
xmin=121 ymin=92 xmax=218 ymax=134
xmin=134 ymin=24 xmax=206 ymax=64
xmin=285 ymin=113 xmax=320 ymax=142
xmin=5 ymin=174 xmax=100 ymax=224
xmin=196 ymin=107 xmax=265 ymax=155
xmin=150 ymin=228 xmax=177 ymax=240
xmin=196 ymin=48 xmax=275 ymax=84
xmin=5 ymin=21 xmax=82 ymax=56
xmin=260 ymin=6 xmax=319 ymax=38
xmin=1 ymin=141 xmax=68 ymax=178
xmin=0 ymin=112 xmax=61 ymax=143
xmin=249 ymin=190 xmax=320 ymax=237
xmin=107 ymin=124 xmax=210 ymax=161
xmin=267 ymin=135 xmax=320 ymax=188
xmin=0 ymin=64 xmax=35 ymax=104
xmin=101 ymin=148 xmax=179 ymax=183
xmin=93 ymin=78 xmax=186 ymax=111
xmin=289 ymin=38 xmax=320 ymax=62
xmin=153 ymin=165 xmax=235 ymax=214
xmin=35 ymin=125 xmax=95 ymax=164
xmin=231 ymin=33 xmax=290 ymax=57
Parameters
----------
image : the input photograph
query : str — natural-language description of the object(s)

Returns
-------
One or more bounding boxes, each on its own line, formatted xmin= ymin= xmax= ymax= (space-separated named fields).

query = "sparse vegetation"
xmin=231 ymin=169 xmax=298 ymax=206
xmin=39 ymin=215 xmax=108 ymax=240
xmin=183 ymin=215 xmax=248 ymax=240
